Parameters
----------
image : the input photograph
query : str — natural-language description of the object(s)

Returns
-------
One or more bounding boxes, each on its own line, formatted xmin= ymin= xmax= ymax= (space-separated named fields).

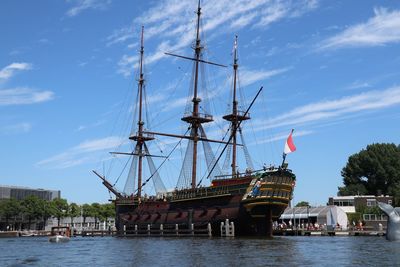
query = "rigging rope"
xmin=144 ymin=143 xmax=167 ymax=194
xmin=198 ymin=86 xmax=263 ymax=186
xmin=239 ymin=126 xmax=254 ymax=170
xmin=112 ymin=155 xmax=132 ymax=187
xmin=177 ymin=129 xmax=194 ymax=189
xmin=123 ymin=145 xmax=139 ymax=196
xmin=199 ymin=125 xmax=222 ymax=180
xmin=136 ymin=128 xmax=190 ymax=193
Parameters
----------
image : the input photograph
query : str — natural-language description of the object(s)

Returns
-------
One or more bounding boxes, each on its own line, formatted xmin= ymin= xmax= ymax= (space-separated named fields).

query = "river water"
xmin=1 ymin=236 xmax=399 ymax=266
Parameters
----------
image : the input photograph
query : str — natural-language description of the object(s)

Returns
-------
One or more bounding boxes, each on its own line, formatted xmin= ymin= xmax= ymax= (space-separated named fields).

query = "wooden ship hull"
xmin=115 ymin=168 xmax=295 ymax=236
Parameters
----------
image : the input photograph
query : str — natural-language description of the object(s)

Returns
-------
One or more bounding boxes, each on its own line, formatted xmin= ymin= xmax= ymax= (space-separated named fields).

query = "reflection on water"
xmin=1 ymin=236 xmax=400 ymax=266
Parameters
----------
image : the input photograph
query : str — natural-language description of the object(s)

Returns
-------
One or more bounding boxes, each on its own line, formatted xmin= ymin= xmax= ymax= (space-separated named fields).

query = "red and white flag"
xmin=284 ymin=129 xmax=296 ymax=154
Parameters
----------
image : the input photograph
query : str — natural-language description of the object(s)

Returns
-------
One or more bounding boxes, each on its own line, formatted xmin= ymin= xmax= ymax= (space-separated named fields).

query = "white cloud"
xmin=117 ymin=54 xmax=138 ymax=77
xmin=107 ymin=0 xmax=318 ymax=75
xmin=106 ymin=27 xmax=135 ymax=47
xmin=0 ymin=62 xmax=32 ymax=82
xmin=319 ymin=7 xmax=400 ymax=50
xmin=0 ymin=123 xmax=32 ymax=135
xmin=345 ymin=81 xmax=371 ymax=90
xmin=75 ymin=120 xmax=105 ymax=132
xmin=249 ymin=130 xmax=313 ymax=145
xmin=161 ymin=97 xmax=188 ymax=112
xmin=66 ymin=0 xmax=111 ymax=17
xmin=0 ymin=87 xmax=54 ymax=106
xmin=239 ymin=67 xmax=291 ymax=87
xmin=36 ymin=136 xmax=126 ymax=169
xmin=253 ymin=86 xmax=400 ymax=131
xmin=255 ymin=1 xmax=288 ymax=27
xmin=230 ymin=12 xmax=258 ymax=29
xmin=117 ymin=41 xmax=174 ymax=77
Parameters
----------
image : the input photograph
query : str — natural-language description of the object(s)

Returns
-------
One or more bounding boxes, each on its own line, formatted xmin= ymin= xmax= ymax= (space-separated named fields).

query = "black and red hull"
xmin=115 ymin=169 xmax=295 ymax=237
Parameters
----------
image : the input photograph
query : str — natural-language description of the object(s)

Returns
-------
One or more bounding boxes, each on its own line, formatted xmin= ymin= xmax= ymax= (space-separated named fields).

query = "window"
xmin=333 ymin=200 xmax=354 ymax=206
xmin=367 ymin=199 xmax=376 ymax=207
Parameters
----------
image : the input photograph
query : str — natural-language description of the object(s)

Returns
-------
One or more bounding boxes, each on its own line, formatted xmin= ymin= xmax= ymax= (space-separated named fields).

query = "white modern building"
xmin=279 ymin=206 xmax=349 ymax=230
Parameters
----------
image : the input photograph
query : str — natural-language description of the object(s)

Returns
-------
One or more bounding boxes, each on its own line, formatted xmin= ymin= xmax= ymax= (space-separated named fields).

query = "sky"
xmin=1 ymin=0 xmax=400 ymax=206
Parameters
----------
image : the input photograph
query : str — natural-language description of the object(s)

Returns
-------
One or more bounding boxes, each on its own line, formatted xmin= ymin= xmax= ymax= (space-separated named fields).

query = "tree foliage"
xmin=81 ymin=203 xmax=93 ymax=225
xmin=68 ymin=203 xmax=80 ymax=226
xmin=51 ymin=198 xmax=69 ymax=226
xmin=21 ymin=195 xmax=43 ymax=229
xmin=0 ymin=198 xmax=21 ymax=229
xmin=338 ymin=143 xmax=400 ymax=204
xmin=91 ymin=203 xmax=101 ymax=229
xmin=295 ymin=201 xmax=310 ymax=207
xmin=0 ymin=197 xmax=114 ymax=230
xmin=101 ymin=203 xmax=115 ymax=219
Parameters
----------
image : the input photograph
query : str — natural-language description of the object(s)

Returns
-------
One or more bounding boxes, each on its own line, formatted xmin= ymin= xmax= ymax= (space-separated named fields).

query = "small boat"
xmin=49 ymin=226 xmax=71 ymax=243
xmin=19 ymin=230 xmax=37 ymax=237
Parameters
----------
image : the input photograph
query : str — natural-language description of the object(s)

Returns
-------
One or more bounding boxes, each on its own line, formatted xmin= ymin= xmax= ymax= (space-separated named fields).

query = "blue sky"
xmin=1 ymin=0 xmax=400 ymax=205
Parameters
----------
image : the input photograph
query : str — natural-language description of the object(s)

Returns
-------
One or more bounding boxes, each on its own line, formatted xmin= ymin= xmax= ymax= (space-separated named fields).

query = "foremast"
xmin=129 ymin=26 xmax=155 ymax=198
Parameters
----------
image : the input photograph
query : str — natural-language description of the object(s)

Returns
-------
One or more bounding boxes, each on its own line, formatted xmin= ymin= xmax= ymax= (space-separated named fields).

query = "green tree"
xmin=51 ymin=198 xmax=69 ymax=226
xmin=295 ymin=201 xmax=310 ymax=207
xmin=99 ymin=203 xmax=115 ymax=228
xmin=102 ymin=203 xmax=115 ymax=218
xmin=81 ymin=204 xmax=93 ymax=228
xmin=21 ymin=195 xmax=43 ymax=230
xmin=41 ymin=199 xmax=53 ymax=230
xmin=91 ymin=203 xmax=101 ymax=229
xmin=338 ymin=143 xmax=400 ymax=205
xmin=0 ymin=199 xmax=22 ymax=231
xmin=68 ymin=203 xmax=80 ymax=227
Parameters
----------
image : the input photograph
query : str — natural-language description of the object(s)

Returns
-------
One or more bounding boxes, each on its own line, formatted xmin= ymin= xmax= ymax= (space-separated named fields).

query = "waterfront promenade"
xmin=0 ymin=228 xmax=386 ymax=238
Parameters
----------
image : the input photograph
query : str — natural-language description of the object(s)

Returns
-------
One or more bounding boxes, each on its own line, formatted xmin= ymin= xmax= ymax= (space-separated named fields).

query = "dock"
xmin=273 ymin=229 xmax=386 ymax=237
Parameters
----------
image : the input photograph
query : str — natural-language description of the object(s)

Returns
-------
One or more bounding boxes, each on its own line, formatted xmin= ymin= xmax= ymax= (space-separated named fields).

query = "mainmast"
xmin=144 ymin=0 xmax=226 ymax=189
xmin=180 ymin=1 xmax=213 ymax=188
xmin=129 ymin=26 xmax=154 ymax=197
xmin=223 ymin=36 xmax=250 ymax=177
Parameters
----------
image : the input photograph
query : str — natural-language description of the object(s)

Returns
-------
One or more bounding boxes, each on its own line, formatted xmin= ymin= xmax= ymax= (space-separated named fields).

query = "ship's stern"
xmin=239 ymin=169 xmax=295 ymax=237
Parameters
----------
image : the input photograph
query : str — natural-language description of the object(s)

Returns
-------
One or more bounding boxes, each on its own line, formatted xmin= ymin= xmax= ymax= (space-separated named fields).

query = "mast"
xmin=147 ymin=0 xmax=226 ymax=189
xmin=96 ymin=27 xmax=167 ymax=198
xmin=129 ymin=26 xmax=154 ymax=197
xmin=180 ymin=1 xmax=213 ymax=189
xmin=223 ymin=36 xmax=250 ymax=177
xmin=191 ymin=2 xmax=202 ymax=188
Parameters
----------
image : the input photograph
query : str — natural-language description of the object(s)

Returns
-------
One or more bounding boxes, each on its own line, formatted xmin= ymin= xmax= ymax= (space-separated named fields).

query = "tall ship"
xmin=94 ymin=1 xmax=296 ymax=237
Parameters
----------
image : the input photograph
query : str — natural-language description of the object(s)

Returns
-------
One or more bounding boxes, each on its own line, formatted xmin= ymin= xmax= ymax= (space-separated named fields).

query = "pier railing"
xmin=121 ymin=223 xmax=212 ymax=237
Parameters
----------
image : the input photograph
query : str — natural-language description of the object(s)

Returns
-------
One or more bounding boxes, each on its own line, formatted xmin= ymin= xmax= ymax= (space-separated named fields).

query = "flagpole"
xmin=281 ymin=152 xmax=287 ymax=167
xmin=281 ymin=129 xmax=294 ymax=167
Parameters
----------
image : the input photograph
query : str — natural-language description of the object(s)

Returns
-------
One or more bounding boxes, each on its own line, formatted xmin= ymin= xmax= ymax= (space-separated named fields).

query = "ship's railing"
xmin=214 ymin=171 xmax=252 ymax=180
xmin=237 ymin=110 xmax=250 ymax=117
xmin=182 ymin=112 xmax=213 ymax=121
xmin=213 ymin=165 xmax=292 ymax=180
xmin=262 ymin=175 xmax=294 ymax=186
xmin=131 ymin=132 xmax=154 ymax=139
xmin=242 ymin=173 xmax=295 ymax=201
xmin=169 ymin=186 xmax=230 ymax=201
